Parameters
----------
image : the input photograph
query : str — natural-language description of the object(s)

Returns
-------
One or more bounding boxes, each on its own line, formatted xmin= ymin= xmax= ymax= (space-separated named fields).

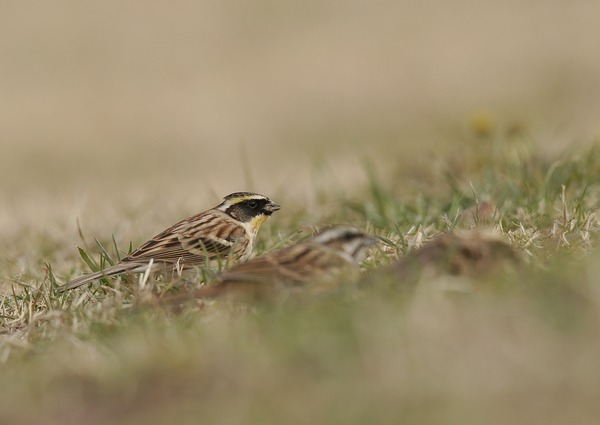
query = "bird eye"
xmin=341 ymin=231 xmax=358 ymax=241
xmin=248 ymin=200 xmax=258 ymax=208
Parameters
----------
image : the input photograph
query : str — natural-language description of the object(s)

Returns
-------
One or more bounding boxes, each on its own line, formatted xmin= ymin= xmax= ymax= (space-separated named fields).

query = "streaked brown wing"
xmin=218 ymin=243 xmax=346 ymax=286
xmin=123 ymin=211 xmax=243 ymax=265
xmin=217 ymin=255 xmax=281 ymax=284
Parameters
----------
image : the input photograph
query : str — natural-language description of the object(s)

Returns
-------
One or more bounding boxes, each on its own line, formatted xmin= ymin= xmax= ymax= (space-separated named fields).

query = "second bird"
xmin=163 ymin=226 xmax=378 ymax=303
xmin=59 ymin=192 xmax=281 ymax=291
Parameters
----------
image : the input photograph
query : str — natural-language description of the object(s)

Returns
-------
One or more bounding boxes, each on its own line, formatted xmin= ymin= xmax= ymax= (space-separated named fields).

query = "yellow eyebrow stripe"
xmin=230 ymin=195 xmax=262 ymax=202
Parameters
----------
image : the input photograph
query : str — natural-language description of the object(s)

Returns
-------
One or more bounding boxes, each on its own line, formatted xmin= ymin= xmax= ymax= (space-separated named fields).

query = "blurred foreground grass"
xmin=1 ymin=131 xmax=600 ymax=425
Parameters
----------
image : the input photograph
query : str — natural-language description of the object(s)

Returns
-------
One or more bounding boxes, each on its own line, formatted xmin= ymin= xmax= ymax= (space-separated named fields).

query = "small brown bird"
xmin=390 ymin=228 xmax=521 ymax=284
xmin=58 ymin=192 xmax=281 ymax=292
xmin=164 ymin=226 xmax=378 ymax=303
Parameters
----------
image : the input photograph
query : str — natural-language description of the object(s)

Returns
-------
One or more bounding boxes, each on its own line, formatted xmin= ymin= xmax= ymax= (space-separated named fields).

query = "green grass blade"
xmin=78 ymin=246 xmax=99 ymax=272
xmin=94 ymin=238 xmax=115 ymax=267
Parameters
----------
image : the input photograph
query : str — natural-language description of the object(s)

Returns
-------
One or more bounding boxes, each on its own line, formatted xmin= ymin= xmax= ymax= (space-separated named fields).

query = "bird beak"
xmin=349 ymin=235 xmax=379 ymax=262
xmin=359 ymin=235 xmax=379 ymax=252
xmin=265 ymin=201 xmax=281 ymax=215
xmin=365 ymin=235 xmax=379 ymax=246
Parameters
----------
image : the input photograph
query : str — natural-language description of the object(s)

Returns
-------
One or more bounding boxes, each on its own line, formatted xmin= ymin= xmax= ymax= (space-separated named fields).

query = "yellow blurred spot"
xmin=469 ymin=111 xmax=495 ymax=138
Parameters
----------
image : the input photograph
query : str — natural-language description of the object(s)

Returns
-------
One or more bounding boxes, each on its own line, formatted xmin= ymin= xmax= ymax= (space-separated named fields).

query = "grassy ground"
xmin=1 ymin=129 xmax=600 ymax=425
xmin=3 ymin=2 xmax=600 ymax=423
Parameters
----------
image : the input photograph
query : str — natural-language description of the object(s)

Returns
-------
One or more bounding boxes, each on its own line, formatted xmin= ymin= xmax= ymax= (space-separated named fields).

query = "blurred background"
xmin=1 ymin=0 xmax=600 ymax=267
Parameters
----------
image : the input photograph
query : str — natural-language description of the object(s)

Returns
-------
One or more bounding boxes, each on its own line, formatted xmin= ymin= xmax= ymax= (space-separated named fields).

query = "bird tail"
xmin=57 ymin=263 xmax=140 ymax=292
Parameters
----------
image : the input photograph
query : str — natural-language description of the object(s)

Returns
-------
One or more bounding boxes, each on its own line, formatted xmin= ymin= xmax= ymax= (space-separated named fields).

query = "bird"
xmin=58 ymin=192 xmax=281 ymax=292
xmin=162 ymin=226 xmax=378 ymax=303
xmin=386 ymin=228 xmax=521 ymax=289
